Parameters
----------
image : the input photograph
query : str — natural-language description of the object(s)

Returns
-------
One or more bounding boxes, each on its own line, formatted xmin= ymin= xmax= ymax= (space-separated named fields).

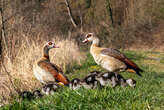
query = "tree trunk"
xmin=105 ymin=0 xmax=114 ymax=27
xmin=64 ymin=0 xmax=78 ymax=28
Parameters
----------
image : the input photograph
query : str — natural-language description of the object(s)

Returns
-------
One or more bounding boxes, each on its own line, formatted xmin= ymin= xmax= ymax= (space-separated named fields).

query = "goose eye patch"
xmin=48 ymin=42 xmax=53 ymax=45
xmin=86 ymin=34 xmax=92 ymax=38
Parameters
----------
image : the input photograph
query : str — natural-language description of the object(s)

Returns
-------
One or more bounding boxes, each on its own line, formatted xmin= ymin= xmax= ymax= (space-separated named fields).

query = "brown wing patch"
xmin=101 ymin=48 xmax=126 ymax=61
xmin=38 ymin=60 xmax=58 ymax=77
xmin=51 ymin=64 xmax=63 ymax=73
xmin=101 ymin=48 xmax=143 ymax=75
xmin=56 ymin=73 xmax=69 ymax=85
xmin=37 ymin=60 xmax=69 ymax=84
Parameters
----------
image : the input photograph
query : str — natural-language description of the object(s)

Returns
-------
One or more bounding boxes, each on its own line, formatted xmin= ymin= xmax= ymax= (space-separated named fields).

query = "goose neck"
xmin=92 ymin=38 xmax=100 ymax=47
xmin=43 ymin=46 xmax=50 ymax=60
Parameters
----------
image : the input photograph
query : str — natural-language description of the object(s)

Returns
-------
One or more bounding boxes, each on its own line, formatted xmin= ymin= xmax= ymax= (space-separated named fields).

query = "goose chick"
xmin=95 ymin=72 xmax=117 ymax=87
xmin=19 ymin=91 xmax=34 ymax=100
xmin=69 ymin=78 xmax=82 ymax=90
xmin=89 ymin=71 xmax=101 ymax=76
xmin=41 ymin=83 xmax=62 ymax=95
xmin=33 ymin=90 xmax=43 ymax=98
xmin=116 ymin=74 xmax=136 ymax=87
xmin=126 ymin=78 xmax=136 ymax=87
xmin=116 ymin=74 xmax=127 ymax=87
xmin=33 ymin=41 xmax=70 ymax=85
xmin=81 ymin=74 xmax=99 ymax=89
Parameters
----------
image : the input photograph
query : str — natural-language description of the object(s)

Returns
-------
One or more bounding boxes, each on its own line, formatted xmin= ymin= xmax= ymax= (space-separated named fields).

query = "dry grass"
xmin=0 ymin=36 xmax=85 ymax=105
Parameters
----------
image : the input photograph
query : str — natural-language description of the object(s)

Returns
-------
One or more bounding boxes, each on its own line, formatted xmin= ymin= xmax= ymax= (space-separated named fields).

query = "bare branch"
xmin=64 ymin=0 xmax=78 ymax=28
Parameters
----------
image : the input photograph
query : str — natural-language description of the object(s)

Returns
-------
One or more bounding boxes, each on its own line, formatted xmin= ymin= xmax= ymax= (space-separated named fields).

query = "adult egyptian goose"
xmin=33 ymin=41 xmax=70 ymax=85
xmin=82 ymin=33 xmax=143 ymax=76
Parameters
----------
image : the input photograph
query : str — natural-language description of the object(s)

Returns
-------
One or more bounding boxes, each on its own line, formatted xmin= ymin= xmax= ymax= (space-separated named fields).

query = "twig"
xmin=64 ymin=0 xmax=78 ymax=28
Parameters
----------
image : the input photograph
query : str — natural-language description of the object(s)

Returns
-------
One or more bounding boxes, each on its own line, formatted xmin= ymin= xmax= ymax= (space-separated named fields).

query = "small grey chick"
xmin=41 ymin=83 xmax=61 ymax=95
xmin=81 ymin=73 xmax=99 ymax=89
xmin=33 ymin=90 xmax=43 ymax=98
xmin=19 ymin=91 xmax=34 ymax=100
xmin=126 ymin=78 xmax=136 ymax=87
xmin=116 ymin=74 xmax=136 ymax=87
xmin=89 ymin=71 xmax=101 ymax=75
xmin=69 ymin=78 xmax=82 ymax=90
xmin=95 ymin=72 xmax=117 ymax=87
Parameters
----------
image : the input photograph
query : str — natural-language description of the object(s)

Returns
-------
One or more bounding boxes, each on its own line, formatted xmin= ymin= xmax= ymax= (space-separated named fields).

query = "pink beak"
xmin=82 ymin=39 xmax=88 ymax=43
xmin=53 ymin=45 xmax=59 ymax=48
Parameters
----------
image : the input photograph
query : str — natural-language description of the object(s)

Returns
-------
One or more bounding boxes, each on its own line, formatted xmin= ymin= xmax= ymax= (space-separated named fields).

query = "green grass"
xmin=1 ymin=51 xmax=164 ymax=110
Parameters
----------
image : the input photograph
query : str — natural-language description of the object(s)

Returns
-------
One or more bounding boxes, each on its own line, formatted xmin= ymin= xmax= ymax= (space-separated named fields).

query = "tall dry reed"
xmin=0 ymin=35 xmax=85 ymax=105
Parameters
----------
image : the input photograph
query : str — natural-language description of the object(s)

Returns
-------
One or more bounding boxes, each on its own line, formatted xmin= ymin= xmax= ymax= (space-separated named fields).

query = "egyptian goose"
xmin=69 ymin=78 xmax=82 ymax=90
xmin=82 ymin=33 xmax=143 ymax=76
xmin=33 ymin=41 xmax=70 ymax=85
xmin=41 ymin=83 xmax=62 ymax=95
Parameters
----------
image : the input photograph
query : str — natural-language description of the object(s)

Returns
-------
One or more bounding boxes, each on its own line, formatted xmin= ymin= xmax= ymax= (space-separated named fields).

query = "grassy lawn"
xmin=1 ymin=51 xmax=164 ymax=110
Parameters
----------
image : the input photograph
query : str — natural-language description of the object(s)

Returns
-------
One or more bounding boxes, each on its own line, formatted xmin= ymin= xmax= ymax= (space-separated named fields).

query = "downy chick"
xmin=41 ymin=82 xmax=62 ymax=95
xmin=81 ymin=74 xmax=99 ymax=89
xmin=69 ymin=78 xmax=82 ymax=90
xmin=95 ymin=72 xmax=117 ymax=87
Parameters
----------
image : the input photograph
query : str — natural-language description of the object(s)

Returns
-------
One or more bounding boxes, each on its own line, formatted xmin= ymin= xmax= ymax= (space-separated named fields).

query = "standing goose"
xmin=33 ymin=41 xmax=70 ymax=85
xmin=82 ymin=33 xmax=143 ymax=76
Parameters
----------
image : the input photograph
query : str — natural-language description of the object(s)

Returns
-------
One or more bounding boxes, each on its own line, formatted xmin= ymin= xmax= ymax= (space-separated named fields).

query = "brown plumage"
xmin=33 ymin=41 xmax=69 ymax=85
xmin=83 ymin=33 xmax=143 ymax=76
xmin=101 ymin=48 xmax=143 ymax=76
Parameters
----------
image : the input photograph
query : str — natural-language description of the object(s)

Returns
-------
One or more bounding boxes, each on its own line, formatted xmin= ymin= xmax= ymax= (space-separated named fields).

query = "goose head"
xmin=44 ymin=41 xmax=59 ymax=50
xmin=82 ymin=33 xmax=99 ymax=45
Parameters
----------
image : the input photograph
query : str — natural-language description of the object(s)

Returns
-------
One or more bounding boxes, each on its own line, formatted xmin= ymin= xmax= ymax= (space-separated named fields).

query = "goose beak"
xmin=53 ymin=45 xmax=59 ymax=48
xmin=82 ymin=39 xmax=88 ymax=43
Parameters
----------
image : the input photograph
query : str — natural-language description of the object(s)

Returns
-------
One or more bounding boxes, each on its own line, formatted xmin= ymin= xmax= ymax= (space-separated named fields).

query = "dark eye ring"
xmin=86 ymin=34 xmax=92 ymax=38
xmin=48 ymin=42 xmax=53 ymax=45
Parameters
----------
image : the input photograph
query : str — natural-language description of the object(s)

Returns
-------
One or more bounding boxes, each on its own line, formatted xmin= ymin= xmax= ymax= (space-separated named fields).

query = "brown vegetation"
xmin=0 ymin=0 xmax=164 ymax=105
